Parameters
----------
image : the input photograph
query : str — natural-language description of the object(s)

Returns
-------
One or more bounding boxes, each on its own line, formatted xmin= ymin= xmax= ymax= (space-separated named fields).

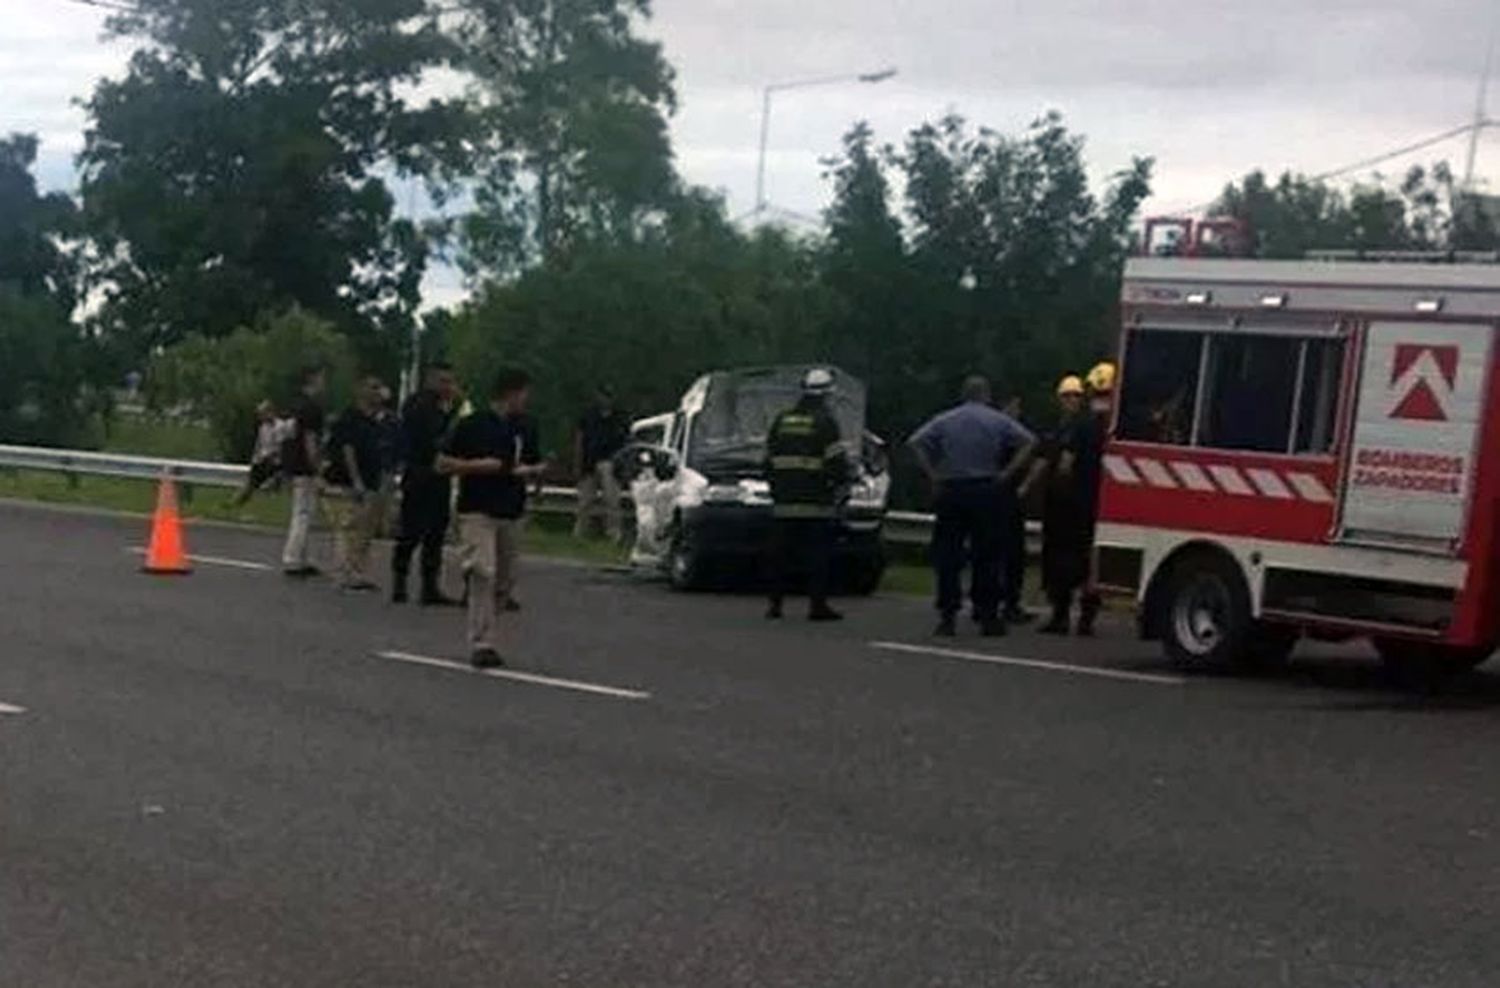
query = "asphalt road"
xmin=5 ymin=500 xmax=1500 ymax=987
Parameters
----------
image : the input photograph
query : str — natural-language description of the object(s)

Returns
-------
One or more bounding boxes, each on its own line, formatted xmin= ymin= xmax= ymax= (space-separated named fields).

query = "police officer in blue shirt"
xmin=909 ymin=375 xmax=1038 ymax=638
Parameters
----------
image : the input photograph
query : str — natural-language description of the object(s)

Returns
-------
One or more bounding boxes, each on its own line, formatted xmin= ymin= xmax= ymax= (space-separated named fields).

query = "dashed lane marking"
xmin=0 ymin=702 xmax=27 ymax=716
xmin=870 ymin=641 xmax=1189 ymax=686
xmin=126 ymin=547 xmax=274 ymax=572
xmin=376 ymin=651 xmax=652 ymax=702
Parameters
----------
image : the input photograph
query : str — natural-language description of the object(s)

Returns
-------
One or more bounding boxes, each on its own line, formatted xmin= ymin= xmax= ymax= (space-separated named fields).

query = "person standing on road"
xmin=1025 ymin=375 xmax=1103 ymax=636
xmin=281 ymin=366 xmax=327 ymax=577
xmin=438 ymin=368 xmax=546 ymax=669
xmin=572 ymin=386 xmax=630 ymax=544
xmin=233 ymin=399 xmax=287 ymax=508
xmin=998 ymin=393 xmax=1034 ymax=625
xmin=324 ymin=376 xmax=387 ymax=592
xmin=909 ymin=375 xmax=1037 ymax=639
xmin=392 ymin=362 xmax=461 ymax=606
xmin=764 ymin=368 xmax=850 ymax=623
xmin=1077 ymin=361 xmax=1116 ymax=636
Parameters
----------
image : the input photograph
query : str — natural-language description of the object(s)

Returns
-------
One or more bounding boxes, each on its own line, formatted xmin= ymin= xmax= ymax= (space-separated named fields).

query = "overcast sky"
xmin=5 ymin=0 xmax=1499 ymax=306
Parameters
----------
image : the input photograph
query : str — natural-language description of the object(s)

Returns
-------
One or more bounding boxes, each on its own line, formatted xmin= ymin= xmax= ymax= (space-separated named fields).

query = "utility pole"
xmin=754 ymin=68 xmax=898 ymax=219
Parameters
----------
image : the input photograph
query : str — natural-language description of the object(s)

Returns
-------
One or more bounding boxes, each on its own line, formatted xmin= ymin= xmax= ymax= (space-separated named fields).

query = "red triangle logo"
xmin=1391 ymin=380 xmax=1447 ymax=421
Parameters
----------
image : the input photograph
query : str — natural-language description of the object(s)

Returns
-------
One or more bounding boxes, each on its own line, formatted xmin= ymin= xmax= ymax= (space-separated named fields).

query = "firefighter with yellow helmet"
xmin=1024 ymin=369 xmax=1107 ymax=635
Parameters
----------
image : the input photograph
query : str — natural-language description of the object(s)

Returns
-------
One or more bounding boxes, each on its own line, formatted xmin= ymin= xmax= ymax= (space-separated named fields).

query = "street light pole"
xmin=754 ymin=67 xmax=898 ymax=218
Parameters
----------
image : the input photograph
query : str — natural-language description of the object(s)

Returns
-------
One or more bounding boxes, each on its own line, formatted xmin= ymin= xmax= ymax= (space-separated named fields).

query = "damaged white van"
xmin=620 ymin=366 xmax=890 ymax=593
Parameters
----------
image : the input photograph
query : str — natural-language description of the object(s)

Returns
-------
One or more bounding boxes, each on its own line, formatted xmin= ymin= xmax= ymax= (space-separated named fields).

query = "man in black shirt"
xmin=438 ymin=368 xmax=546 ymax=669
xmin=392 ymin=362 xmax=461 ymax=605
xmin=325 ymin=376 xmax=386 ymax=591
xmin=281 ymin=366 xmax=327 ymax=576
xmin=573 ymin=386 xmax=630 ymax=543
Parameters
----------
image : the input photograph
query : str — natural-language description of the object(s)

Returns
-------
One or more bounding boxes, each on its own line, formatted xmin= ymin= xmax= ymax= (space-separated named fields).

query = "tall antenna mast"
xmin=1464 ymin=19 xmax=1498 ymax=191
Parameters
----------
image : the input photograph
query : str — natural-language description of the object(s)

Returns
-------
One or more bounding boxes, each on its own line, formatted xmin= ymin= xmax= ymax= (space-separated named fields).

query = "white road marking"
xmin=870 ymin=642 xmax=1188 ymax=686
xmin=376 ymin=651 xmax=651 ymax=701
xmin=126 ymin=547 xmax=273 ymax=571
xmin=0 ymin=702 xmax=27 ymax=716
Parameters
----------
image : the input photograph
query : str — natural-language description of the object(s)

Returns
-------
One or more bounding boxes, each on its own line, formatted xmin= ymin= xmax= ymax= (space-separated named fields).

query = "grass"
xmin=104 ymin=414 xmax=221 ymax=461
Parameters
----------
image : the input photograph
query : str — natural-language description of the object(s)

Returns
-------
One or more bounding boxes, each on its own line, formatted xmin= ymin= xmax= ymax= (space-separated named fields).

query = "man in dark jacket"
xmin=765 ymin=368 xmax=850 ymax=622
xmin=392 ymin=362 xmax=461 ymax=605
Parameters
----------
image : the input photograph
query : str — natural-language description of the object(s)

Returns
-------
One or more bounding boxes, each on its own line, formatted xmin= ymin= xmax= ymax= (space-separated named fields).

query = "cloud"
xmin=4 ymin=0 xmax=1498 ymax=302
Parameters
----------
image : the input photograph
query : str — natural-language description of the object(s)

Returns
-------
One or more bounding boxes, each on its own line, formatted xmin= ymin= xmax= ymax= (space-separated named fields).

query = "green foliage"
xmin=1214 ymin=163 xmax=1500 ymax=257
xmin=147 ymin=307 xmax=357 ymax=461
xmin=456 ymin=0 xmax=679 ymax=271
xmin=0 ymin=289 xmax=91 ymax=446
xmin=0 ymin=134 xmax=93 ymax=446
xmin=822 ymin=113 xmax=1151 ymax=443
xmin=78 ymin=0 xmax=465 ymax=367
xmin=450 ymin=190 xmax=832 ymax=458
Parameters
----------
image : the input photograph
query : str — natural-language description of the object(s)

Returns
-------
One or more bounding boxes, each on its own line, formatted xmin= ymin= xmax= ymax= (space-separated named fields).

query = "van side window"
xmin=1118 ymin=331 xmax=1203 ymax=445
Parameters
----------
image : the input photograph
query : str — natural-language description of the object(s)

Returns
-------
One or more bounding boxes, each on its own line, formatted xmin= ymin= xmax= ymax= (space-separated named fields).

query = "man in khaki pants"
xmin=572 ymin=385 xmax=629 ymax=543
xmin=438 ymin=368 xmax=545 ymax=669
xmin=324 ymin=376 xmax=387 ymax=592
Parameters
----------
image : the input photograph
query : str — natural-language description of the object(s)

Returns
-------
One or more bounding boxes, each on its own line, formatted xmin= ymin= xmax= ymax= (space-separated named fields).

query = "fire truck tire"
xmin=1159 ymin=549 xmax=1255 ymax=671
xmin=1374 ymin=639 xmax=1494 ymax=682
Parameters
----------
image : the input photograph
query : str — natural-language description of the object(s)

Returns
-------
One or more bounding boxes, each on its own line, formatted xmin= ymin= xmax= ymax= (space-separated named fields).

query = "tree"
xmin=455 ymin=0 xmax=679 ymax=272
xmin=882 ymin=113 xmax=1151 ymax=434
xmin=78 ymin=0 xmax=466 ymax=369
xmin=1213 ymin=162 xmax=1499 ymax=257
xmin=148 ymin=307 xmax=357 ymax=461
xmin=0 ymin=134 xmax=91 ymax=445
xmin=450 ymin=189 xmax=831 ymax=459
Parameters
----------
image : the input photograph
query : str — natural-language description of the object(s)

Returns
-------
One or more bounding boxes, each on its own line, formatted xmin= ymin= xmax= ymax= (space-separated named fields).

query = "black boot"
xmin=1077 ymin=593 xmax=1101 ymax=637
xmin=1038 ymin=595 xmax=1071 ymax=635
xmin=809 ymin=602 xmax=844 ymax=622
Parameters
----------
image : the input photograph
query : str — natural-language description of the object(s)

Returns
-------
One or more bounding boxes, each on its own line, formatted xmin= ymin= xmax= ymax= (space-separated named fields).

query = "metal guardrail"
xmin=0 ymin=444 xmax=249 ymax=488
xmin=0 ymin=444 xmax=1041 ymax=549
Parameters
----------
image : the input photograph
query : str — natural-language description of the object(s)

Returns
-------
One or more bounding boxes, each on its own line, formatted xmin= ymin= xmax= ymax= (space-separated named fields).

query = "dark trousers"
xmin=393 ymin=475 xmax=452 ymax=594
xmin=934 ymin=479 xmax=1002 ymax=620
xmin=1042 ymin=497 xmax=1092 ymax=614
xmin=766 ymin=516 xmax=834 ymax=609
xmin=1000 ymin=483 xmax=1026 ymax=612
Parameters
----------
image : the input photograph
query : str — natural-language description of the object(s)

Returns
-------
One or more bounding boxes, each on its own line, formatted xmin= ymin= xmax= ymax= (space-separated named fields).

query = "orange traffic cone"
xmin=142 ymin=473 xmax=192 ymax=575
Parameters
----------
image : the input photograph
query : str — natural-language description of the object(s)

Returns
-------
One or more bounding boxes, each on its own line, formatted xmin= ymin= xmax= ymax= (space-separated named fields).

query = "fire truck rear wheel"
xmin=1374 ymin=639 xmax=1494 ymax=682
xmin=1160 ymin=550 xmax=1254 ymax=671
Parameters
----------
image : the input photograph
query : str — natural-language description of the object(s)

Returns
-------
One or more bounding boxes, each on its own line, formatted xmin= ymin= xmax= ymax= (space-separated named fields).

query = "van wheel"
xmin=1374 ymin=639 xmax=1493 ymax=683
xmin=667 ymin=529 xmax=706 ymax=592
xmin=1160 ymin=550 xmax=1254 ymax=672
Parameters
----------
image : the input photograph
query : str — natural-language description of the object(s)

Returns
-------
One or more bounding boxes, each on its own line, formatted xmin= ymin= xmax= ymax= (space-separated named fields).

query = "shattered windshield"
xmin=688 ymin=368 xmax=865 ymax=471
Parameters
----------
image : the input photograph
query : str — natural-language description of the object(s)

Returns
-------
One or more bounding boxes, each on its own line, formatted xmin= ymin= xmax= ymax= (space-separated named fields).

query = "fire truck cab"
xmin=1098 ymin=257 xmax=1500 ymax=676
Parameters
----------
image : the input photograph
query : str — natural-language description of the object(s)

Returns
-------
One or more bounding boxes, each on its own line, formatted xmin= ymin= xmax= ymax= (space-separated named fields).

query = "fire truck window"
xmin=1294 ymin=339 xmax=1344 ymax=454
xmin=1118 ymin=331 xmax=1203 ymax=445
xmin=1200 ymin=335 xmax=1300 ymax=453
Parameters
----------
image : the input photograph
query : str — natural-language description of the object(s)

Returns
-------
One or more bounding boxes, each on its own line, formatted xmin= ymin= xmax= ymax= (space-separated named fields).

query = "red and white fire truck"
xmin=1097 ymin=257 xmax=1500 ymax=676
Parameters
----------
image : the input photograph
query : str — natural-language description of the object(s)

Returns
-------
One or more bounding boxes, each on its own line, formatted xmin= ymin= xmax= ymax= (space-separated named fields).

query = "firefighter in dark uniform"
xmin=1076 ymin=361 xmax=1117 ymax=635
xmin=765 ymin=368 xmax=850 ymax=623
xmin=391 ymin=362 xmax=462 ymax=605
xmin=1027 ymin=374 xmax=1103 ymax=635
